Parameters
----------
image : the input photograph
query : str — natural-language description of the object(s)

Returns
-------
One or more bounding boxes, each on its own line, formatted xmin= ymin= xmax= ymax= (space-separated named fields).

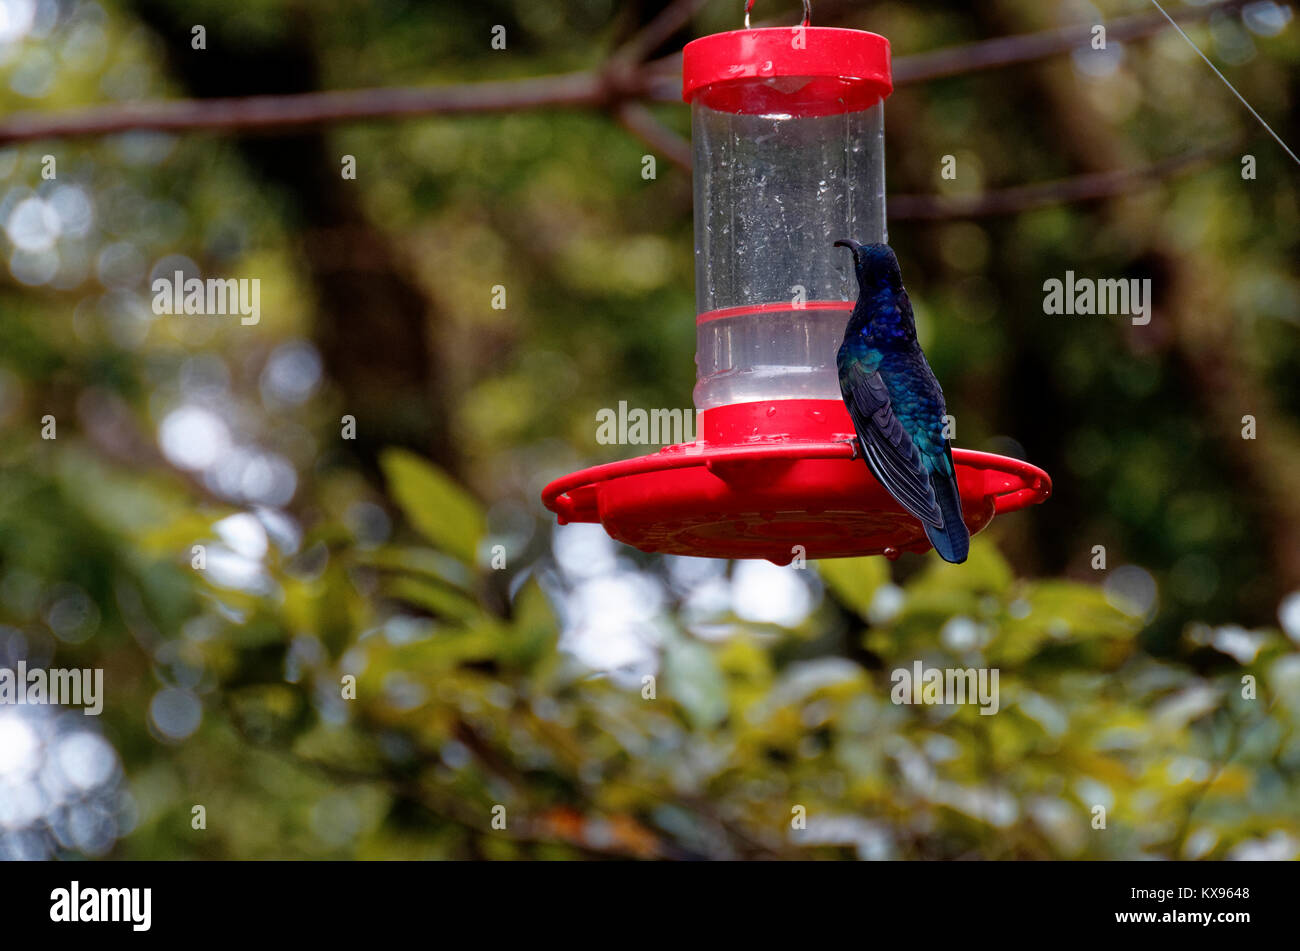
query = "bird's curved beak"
xmin=834 ymin=239 xmax=863 ymax=261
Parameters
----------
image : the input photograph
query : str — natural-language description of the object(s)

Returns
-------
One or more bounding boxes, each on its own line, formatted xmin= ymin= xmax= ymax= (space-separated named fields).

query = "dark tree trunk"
xmin=126 ymin=1 xmax=458 ymax=478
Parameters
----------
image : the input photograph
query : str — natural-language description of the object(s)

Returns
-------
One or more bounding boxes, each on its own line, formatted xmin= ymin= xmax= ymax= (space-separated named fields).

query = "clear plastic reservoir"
xmin=683 ymin=30 xmax=890 ymax=413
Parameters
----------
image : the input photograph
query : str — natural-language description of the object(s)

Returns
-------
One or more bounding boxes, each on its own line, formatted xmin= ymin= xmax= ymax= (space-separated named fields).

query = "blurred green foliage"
xmin=0 ymin=0 xmax=1297 ymax=859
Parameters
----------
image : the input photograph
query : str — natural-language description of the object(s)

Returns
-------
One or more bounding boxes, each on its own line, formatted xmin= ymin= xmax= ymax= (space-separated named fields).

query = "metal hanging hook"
xmin=743 ymin=1 xmax=812 ymax=29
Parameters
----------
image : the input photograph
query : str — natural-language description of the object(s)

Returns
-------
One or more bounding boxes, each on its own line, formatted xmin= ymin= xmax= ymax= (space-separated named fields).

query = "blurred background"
xmin=0 ymin=0 xmax=1297 ymax=860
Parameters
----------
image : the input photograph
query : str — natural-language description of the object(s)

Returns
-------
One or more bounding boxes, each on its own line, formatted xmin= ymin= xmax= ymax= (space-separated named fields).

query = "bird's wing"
xmin=840 ymin=360 xmax=945 ymax=529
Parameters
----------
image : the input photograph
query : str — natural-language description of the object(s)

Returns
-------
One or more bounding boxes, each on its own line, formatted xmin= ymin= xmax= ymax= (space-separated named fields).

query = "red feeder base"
xmin=542 ymin=400 xmax=1051 ymax=564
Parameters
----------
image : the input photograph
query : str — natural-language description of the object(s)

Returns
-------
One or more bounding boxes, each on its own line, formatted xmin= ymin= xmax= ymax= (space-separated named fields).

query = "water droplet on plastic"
xmin=766 ymin=405 xmax=777 ymax=417
xmin=884 ymin=547 xmax=900 ymax=561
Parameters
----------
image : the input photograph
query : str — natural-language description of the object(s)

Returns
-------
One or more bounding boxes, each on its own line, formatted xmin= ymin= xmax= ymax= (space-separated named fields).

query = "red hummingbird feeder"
xmin=542 ymin=20 xmax=1050 ymax=564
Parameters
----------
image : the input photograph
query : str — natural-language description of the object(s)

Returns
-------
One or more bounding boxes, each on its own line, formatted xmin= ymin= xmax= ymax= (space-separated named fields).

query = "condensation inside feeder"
xmin=692 ymin=88 xmax=886 ymax=412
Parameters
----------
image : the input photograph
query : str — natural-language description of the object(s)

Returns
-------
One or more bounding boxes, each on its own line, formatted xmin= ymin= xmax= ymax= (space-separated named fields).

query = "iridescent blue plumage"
xmin=834 ymin=240 xmax=969 ymax=564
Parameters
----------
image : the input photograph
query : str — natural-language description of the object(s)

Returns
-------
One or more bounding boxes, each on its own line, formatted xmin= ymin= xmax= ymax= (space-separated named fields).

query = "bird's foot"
xmin=841 ymin=436 xmax=862 ymax=461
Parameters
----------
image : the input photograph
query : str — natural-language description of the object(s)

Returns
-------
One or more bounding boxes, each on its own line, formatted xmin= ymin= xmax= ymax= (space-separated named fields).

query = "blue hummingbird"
xmin=833 ymin=240 xmax=969 ymax=564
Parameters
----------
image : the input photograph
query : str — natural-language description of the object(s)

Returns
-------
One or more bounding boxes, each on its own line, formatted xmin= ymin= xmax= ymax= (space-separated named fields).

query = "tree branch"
xmin=888 ymin=140 xmax=1239 ymax=221
xmin=891 ymin=0 xmax=1251 ymax=85
xmin=611 ymin=0 xmax=712 ymax=67
xmin=614 ymin=101 xmax=692 ymax=171
xmin=0 ymin=3 xmax=1257 ymax=223
xmin=0 ymin=0 xmax=1253 ymax=145
xmin=0 ymin=71 xmax=637 ymax=144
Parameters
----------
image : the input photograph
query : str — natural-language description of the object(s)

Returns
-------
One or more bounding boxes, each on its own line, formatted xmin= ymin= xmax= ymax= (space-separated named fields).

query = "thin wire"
xmin=744 ymin=0 xmax=753 ymax=29
xmin=1146 ymin=0 xmax=1299 ymax=167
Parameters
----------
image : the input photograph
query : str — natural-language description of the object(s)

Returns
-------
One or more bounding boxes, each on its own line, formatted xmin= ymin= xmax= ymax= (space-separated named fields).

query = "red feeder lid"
xmin=542 ymin=400 xmax=1051 ymax=564
xmin=682 ymin=27 xmax=892 ymax=116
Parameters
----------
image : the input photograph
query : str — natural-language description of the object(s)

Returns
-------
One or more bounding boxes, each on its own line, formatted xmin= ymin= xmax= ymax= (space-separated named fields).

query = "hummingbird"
xmin=833 ymin=240 xmax=969 ymax=564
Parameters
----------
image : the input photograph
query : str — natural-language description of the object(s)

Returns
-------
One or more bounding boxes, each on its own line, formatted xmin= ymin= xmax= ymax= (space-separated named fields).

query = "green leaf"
xmin=382 ymin=575 xmax=482 ymax=625
xmin=360 ymin=546 xmax=475 ymax=592
xmin=817 ymin=556 xmax=889 ymax=618
xmin=665 ymin=639 xmax=729 ymax=730
xmin=911 ymin=536 xmax=1014 ymax=597
xmin=380 ymin=449 xmax=485 ymax=564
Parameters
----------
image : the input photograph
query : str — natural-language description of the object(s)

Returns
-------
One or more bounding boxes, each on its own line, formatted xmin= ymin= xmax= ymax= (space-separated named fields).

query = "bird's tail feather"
xmin=924 ymin=471 xmax=970 ymax=564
